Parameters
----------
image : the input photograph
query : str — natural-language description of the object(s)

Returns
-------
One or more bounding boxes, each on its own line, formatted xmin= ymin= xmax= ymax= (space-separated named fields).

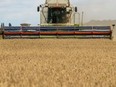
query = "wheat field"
xmin=0 ymin=39 xmax=116 ymax=87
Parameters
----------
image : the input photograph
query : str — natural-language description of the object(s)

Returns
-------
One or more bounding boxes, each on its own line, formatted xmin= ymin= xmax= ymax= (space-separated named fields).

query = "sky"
xmin=0 ymin=0 xmax=116 ymax=26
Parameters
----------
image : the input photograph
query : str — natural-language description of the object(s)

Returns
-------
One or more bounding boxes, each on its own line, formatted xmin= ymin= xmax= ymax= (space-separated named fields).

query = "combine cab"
xmin=1 ymin=0 xmax=112 ymax=39
xmin=38 ymin=0 xmax=77 ymax=26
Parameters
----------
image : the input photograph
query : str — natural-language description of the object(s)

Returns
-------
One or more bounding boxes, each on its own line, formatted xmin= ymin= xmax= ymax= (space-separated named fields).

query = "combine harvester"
xmin=1 ymin=0 xmax=112 ymax=39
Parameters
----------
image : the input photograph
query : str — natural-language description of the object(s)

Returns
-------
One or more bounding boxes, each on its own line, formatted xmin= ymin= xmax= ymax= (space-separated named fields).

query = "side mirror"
xmin=112 ymin=24 xmax=115 ymax=29
xmin=75 ymin=7 xmax=77 ymax=12
xmin=112 ymin=24 xmax=115 ymax=27
xmin=37 ymin=7 xmax=40 ymax=12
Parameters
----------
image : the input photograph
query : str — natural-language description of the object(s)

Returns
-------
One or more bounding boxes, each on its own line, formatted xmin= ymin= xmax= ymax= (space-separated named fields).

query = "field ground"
xmin=0 ymin=39 xmax=116 ymax=87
